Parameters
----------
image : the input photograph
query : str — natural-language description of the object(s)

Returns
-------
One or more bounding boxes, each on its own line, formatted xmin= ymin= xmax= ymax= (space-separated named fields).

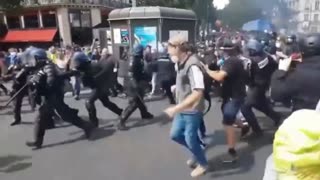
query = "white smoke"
xmin=212 ymin=0 xmax=230 ymax=10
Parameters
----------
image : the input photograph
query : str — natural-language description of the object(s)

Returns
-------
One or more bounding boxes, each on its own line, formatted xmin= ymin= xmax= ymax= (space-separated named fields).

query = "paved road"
xmin=0 ymin=94 xmax=285 ymax=180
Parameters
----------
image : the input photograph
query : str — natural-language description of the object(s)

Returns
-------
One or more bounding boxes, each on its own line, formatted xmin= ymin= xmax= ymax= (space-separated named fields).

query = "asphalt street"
xmin=0 ymin=93 xmax=286 ymax=180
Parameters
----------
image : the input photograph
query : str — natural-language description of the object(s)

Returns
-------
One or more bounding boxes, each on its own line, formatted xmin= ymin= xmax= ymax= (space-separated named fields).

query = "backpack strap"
xmin=185 ymin=63 xmax=212 ymax=115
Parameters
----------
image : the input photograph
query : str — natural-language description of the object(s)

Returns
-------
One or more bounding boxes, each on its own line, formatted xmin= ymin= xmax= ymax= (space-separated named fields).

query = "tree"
xmin=137 ymin=0 xmax=216 ymax=28
xmin=0 ymin=0 xmax=23 ymax=10
xmin=216 ymin=0 xmax=295 ymax=29
xmin=217 ymin=0 xmax=263 ymax=29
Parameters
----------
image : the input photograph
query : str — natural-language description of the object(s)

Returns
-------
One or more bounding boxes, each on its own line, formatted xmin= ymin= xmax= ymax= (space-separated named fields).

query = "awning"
xmin=93 ymin=19 xmax=110 ymax=28
xmin=0 ymin=28 xmax=57 ymax=43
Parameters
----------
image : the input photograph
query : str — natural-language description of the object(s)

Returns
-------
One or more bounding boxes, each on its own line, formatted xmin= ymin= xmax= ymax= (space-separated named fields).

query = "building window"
xmin=304 ymin=14 xmax=309 ymax=21
xmin=311 ymin=26 xmax=318 ymax=32
xmin=305 ymin=0 xmax=310 ymax=10
xmin=69 ymin=9 xmax=91 ymax=28
xmin=316 ymin=0 xmax=320 ymax=10
xmin=24 ymin=15 xmax=39 ymax=28
xmin=6 ymin=16 xmax=20 ymax=29
xmin=80 ymin=10 xmax=91 ymax=27
xmin=315 ymin=14 xmax=319 ymax=21
xmin=69 ymin=11 xmax=81 ymax=27
xmin=42 ymin=13 xmax=57 ymax=27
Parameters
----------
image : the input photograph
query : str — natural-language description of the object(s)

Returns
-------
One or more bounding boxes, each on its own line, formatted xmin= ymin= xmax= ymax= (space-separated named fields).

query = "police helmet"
xmin=29 ymin=48 xmax=48 ymax=61
xmin=260 ymin=36 xmax=270 ymax=46
xmin=286 ymin=34 xmax=296 ymax=44
xmin=269 ymin=32 xmax=278 ymax=40
xmin=299 ymin=33 xmax=320 ymax=57
xmin=246 ymin=38 xmax=264 ymax=56
xmin=72 ymin=52 xmax=90 ymax=70
xmin=132 ymin=44 xmax=144 ymax=57
xmin=23 ymin=48 xmax=48 ymax=67
xmin=158 ymin=44 xmax=168 ymax=58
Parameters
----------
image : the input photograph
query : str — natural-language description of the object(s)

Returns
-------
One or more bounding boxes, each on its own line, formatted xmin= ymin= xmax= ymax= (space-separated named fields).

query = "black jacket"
xmin=128 ymin=55 xmax=145 ymax=82
xmin=271 ymin=63 xmax=320 ymax=110
xmin=250 ymin=56 xmax=278 ymax=91
xmin=81 ymin=58 xmax=117 ymax=91
xmin=156 ymin=56 xmax=176 ymax=82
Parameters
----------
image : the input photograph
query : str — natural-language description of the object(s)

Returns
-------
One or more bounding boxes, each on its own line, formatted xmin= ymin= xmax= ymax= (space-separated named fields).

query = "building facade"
xmin=282 ymin=0 xmax=320 ymax=33
xmin=0 ymin=0 xmax=130 ymax=47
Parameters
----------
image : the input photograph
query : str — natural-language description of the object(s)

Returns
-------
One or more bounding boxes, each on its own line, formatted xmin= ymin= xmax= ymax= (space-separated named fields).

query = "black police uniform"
xmin=117 ymin=45 xmax=153 ymax=130
xmin=241 ymin=39 xmax=281 ymax=134
xmin=271 ymin=33 xmax=320 ymax=110
xmin=75 ymin=53 xmax=123 ymax=128
xmin=155 ymin=54 xmax=176 ymax=104
xmin=26 ymin=50 xmax=93 ymax=149
xmin=9 ymin=62 xmax=38 ymax=126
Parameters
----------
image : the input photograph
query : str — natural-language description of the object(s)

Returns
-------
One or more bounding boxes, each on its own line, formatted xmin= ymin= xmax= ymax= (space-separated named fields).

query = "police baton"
xmin=0 ymin=83 xmax=29 ymax=110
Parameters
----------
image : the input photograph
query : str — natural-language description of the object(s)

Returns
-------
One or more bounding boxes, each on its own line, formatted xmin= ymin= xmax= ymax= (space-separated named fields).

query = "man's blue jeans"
xmin=170 ymin=111 xmax=208 ymax=166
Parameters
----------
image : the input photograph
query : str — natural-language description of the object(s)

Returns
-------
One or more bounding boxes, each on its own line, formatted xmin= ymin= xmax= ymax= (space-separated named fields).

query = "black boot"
xmin=116 ymin=121 xmax=129 ymax=131
xmin=240 ymin=125 xmax=250 ymax=138
xmin=89 ymin=117 xmax=99 ymax=128
xmin=169 ymin=99 xmax=176 ymax=105
xmin=10 ymin=121 xmax=21 ymax=126
xmin=141 ymin=112 xmax=154 ymax=119
xmin=26 ymin=139 xmax=43 ymax=150
xmin=116 ymin=104 xmax=136 ymax=131
xmin=84 ymin=123 xmax=95 ymax=139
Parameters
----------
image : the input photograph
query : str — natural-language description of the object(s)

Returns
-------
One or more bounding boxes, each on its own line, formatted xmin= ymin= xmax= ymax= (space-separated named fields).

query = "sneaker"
xmin=222 ymin=149 xmax=238 ymax=163
xmin=190 ymin=165 xmax=208 ymax=178
xmin=186 ymin=159 xmax=197 ymax=169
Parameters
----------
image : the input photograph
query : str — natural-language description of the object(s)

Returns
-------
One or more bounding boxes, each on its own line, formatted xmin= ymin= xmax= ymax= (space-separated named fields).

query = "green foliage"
xmin=137 ymin=0 xmax=216 ymax=22
xmin=0 ymin=0 xmax=22 ymax=10
xmin=217 ymin=0 xmax=295 ymax=29
xmin=217 ymin=0 xmax=263 ymax=28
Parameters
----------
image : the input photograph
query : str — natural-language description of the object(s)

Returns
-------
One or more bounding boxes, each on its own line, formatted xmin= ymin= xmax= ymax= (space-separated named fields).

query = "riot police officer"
xmin=8 ymin=49 xmax=38 ymax=126
xmin=72 ymin=52 xmax=123 ymax=128
xmin=271 ymin=33 xmax=320 ymax=110
xmin=241 ymin=39 xmax=281 ymax=135
xmin=283 ymin=35 xmax=299 ymax=56
xmin=25 ymin=48 xmax=94 ymax=149
xmin=117 ymin=44 xmax=154 ymax=130
xmin=155 ymin=44 xmax=176 ymax=104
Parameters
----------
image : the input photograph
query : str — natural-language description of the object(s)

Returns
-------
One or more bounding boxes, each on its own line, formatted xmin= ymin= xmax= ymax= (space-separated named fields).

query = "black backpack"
xmin=186 ymin=63 xmax=212 ymax=115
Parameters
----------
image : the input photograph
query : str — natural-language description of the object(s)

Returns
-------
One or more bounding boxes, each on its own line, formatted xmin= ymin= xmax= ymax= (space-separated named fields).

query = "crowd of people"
xmin=0 ymin=30 xmax=319 ymax=179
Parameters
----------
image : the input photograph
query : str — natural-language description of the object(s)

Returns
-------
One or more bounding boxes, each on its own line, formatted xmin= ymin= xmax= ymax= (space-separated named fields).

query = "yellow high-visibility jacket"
xmin=273 ymin=109 xmax=320 ymax=180
xmin=48 ymin=53 xmax=57 ymax=64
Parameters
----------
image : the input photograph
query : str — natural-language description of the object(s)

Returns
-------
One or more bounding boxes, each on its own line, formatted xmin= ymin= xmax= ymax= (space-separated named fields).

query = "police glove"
xmin=28 ymin=71 xmax=45 ymax=85
xmin=29 ymin=74 xmax=41 ymax=85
